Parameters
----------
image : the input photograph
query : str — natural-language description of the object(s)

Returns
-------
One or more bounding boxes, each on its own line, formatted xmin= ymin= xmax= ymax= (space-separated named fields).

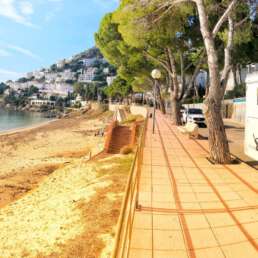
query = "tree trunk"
xmin=238 ymin=64 xmax=242 ymax=84
xmin=232 ymin=65 xmax=238 ymax=89
xmin=194 ymin=82 xmax=200 ymax=99
xmin=156 ymin=83 xmax=166 ymax=114
xmin=171 ymin=97 xmax=181 ymax=125
xmin=196 ymin=0 xmax=231 ymax=164
xmin=204 ymin=98 xmax=231 ymax=163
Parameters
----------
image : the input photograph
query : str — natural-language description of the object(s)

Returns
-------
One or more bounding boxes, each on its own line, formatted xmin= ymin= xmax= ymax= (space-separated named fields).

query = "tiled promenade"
xmin=129 ymin=112 xmax=258 ymax=258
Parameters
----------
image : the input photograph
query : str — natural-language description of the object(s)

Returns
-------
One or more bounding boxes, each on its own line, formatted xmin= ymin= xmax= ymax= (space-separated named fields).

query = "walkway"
xmin=129 ymin=112 xmax=258 ymax=258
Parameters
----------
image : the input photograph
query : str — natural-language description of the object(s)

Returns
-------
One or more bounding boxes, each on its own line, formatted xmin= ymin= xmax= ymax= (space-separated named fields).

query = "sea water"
xmin=0 ymin=108 xmax=50 ymax=132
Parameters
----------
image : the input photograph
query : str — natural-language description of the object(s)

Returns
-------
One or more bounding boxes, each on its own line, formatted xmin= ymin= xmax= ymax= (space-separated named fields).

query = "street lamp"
xmin=151 ymin=69 xmax=161 ymax=134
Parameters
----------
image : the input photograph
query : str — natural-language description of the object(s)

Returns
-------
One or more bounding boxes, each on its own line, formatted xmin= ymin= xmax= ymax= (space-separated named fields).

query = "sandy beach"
xmin=0 ymin=109 xmax=108 ymax=179
xmin=0 ymin=109 xmax=132 ymax=257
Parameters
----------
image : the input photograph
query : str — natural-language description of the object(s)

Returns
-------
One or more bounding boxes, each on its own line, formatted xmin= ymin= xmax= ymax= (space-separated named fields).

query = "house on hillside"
xmin=30 ymin=99 xmax=56 ymax=107
xmin=103 ymin=68 xmax=109 ymax=74
xmin=59 ymin=70 xmax=75 ymax=81
xmin=45 ymin=73 xmax=58 ymax=83
xmin=107 ymin=76 xmax=116 ymax=86
xmin=39 ymin=83 xmax=73 ymax=98
xmin=57 ymin=59 xmax=66 ymax=69
xmin=78 ymin=68 xmax=98 ymax=83
xmin=33 ymin=71 xmax=45 ymax=80
xmin=80 ymin=58 xmax=97 ymax=67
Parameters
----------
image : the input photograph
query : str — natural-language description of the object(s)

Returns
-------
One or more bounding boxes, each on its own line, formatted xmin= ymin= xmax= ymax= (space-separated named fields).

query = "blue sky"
xmin=0 ymin=0 xmax=119 ymax=82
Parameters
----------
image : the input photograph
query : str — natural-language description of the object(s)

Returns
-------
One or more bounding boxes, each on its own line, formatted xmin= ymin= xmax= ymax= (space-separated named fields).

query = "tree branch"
xmin=143 ymin=50 xmax=172 ymax=76
xmin=181 ymin=61 xmax=203 ymax=100
xmin=211 ymin=0 xmax=238 ymax=37
xmin=220 ymin=16 xmax=234 ymax=97
xmin=167 ymin=47 xmax=181 ymax=99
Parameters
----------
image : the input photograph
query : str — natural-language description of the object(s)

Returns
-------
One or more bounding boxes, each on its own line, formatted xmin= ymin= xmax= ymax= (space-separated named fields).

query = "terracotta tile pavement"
xmin=128 ymin=112 xmax=258 ymax=258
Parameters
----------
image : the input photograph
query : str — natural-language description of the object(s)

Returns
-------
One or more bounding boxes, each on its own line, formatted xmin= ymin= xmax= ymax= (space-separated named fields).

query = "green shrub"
xmin=120 ymin=145 xmax=134 ymax=155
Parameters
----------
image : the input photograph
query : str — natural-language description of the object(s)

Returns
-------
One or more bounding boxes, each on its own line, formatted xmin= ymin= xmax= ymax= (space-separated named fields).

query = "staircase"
xmin=107 ymin=126 xmax=132 ymax=154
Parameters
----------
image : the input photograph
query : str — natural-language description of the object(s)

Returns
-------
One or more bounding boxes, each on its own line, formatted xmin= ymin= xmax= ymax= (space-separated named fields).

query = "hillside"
xmin=4 ymin=47 xmax=116 ymax=101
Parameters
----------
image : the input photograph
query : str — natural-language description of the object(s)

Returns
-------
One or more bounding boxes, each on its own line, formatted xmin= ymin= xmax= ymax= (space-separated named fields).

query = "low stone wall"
xmin=109 ymin=104 xmax=148 ymax=118
xmin=130 ymin=105 xmax=148 ymax=118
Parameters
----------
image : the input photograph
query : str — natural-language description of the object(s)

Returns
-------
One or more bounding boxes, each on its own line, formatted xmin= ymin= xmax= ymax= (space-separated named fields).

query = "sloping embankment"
xmin=0 ymin=154 xmax=133 ymax=258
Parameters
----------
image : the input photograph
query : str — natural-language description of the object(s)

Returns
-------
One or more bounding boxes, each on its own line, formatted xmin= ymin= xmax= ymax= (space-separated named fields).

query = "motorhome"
xmin=245 ymin=72 xmax=258 ymax=160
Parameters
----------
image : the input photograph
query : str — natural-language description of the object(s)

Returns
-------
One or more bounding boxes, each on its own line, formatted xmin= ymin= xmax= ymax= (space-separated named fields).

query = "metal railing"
xmin=111 ymin=116 xmax=148 ymax=258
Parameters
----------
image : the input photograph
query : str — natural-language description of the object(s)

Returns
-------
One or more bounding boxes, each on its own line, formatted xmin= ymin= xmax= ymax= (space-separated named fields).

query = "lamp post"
xmin=151 ymin=69 xmax=161 ymax=134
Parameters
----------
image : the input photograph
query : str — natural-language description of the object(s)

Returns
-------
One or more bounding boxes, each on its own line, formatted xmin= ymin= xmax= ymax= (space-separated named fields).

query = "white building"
xmin=30 ymin=99 xmax=55 ymax=107
xmin=33 ymin=71 xmax=45 ymax=80
xmin=3 ymin=88 xmax=10 ymax=96
xmin=45 ymin=73 xmax=58 ymax=83
xmin=80 ymin=58 xmax=97 ymax=67
xmin=57 ymin=59 xmax=66 ymax=69
xmin=27 ymin=71 xmax=44 ymax=80
xmin=70 ymin=94 xmax=87 ymax=107
xmin=6 ymin=81 xmax=21 ymax=91
xmin=106 ymin=76 xmax=116 ymax=86
xmin=78 ymin=68 xmax=98 ymax=83
xmin=39 ymin=82 xmax=73 ymax=97
xmin=27 ymin=72 xmax=34 ymax=78
xmin=103 ymin=68 xmax=109 ymax=74
xmin=225 ymin=67 xmax=249 ymax=92
xmin=195 ymin=70 xmax=207 ymax=88
xmin=59 ymin=70 xmax=75 ymax=81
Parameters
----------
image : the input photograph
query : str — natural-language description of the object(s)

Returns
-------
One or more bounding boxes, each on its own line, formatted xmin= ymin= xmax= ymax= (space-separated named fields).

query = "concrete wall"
xmin=231 ymin=102 xmax=246 ymax=125
xmin=130 ymin=105 xmax=148 ymax=118
xmin=109 ymin=104 xmax=148 ymax=118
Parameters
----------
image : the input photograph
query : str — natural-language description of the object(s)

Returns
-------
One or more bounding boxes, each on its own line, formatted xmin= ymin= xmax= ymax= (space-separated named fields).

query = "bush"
xmin=120 ymin=145 xmax=134 ymax=155
xmin=224 ymin=83 xmax=246 ymax=99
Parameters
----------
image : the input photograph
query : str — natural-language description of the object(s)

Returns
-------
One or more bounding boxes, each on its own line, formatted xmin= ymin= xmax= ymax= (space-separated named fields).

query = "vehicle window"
xmin=188 ymin=109 xmax=203 ymax=114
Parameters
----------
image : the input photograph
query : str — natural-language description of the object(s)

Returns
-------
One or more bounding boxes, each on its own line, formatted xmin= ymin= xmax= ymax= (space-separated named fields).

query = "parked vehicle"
xmin=182 ymin=108 xmax=206 ymax=127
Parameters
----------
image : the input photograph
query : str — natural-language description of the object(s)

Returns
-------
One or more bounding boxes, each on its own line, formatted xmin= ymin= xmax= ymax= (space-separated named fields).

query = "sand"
xmin=0 ymin=110 xmax=108 ymax=179
xmin=0 ymin=109 xmax=132 ymax=257
xmin=0 ymin=153 xmax=133 ymax=257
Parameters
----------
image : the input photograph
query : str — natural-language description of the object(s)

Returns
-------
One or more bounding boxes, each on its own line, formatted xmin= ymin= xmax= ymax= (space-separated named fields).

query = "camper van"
xmin=245 ymin=72 xmax=258 ymax=160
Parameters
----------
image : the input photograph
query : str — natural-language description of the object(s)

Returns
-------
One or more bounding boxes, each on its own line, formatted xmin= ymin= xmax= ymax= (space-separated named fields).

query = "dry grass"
xmin=33 ymin=155 xmax=133 ymax=258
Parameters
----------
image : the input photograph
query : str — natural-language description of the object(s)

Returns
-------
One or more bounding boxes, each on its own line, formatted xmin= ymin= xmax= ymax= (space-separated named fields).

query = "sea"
xmin=0 ymin=108 xmax=50 ymax=133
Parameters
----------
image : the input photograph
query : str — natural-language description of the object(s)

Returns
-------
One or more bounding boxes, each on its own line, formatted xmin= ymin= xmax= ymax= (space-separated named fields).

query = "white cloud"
xmin=0 ymin=0 xmax=35 ymax=27
xmin=0 ymin=68 xmax=23 ymax=82
xmin=0 ymin=49 xmax=11 ymax=57
xmin=7 ymin=44 xmax=41 ymax=61
xmin=20 ymin=1 xmax=34 ymax=16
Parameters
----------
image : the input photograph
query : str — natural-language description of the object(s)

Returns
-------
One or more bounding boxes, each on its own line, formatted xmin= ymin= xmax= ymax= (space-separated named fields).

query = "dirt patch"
xmin=50 ymin=149 xmax=90 ymax=159
xmin=0 ymin=164 xmax=61 ymax=208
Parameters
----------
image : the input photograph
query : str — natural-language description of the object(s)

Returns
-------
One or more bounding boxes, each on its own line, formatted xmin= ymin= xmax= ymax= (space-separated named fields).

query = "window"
xmin=188 ymin=109 xmax=203 ymax=115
